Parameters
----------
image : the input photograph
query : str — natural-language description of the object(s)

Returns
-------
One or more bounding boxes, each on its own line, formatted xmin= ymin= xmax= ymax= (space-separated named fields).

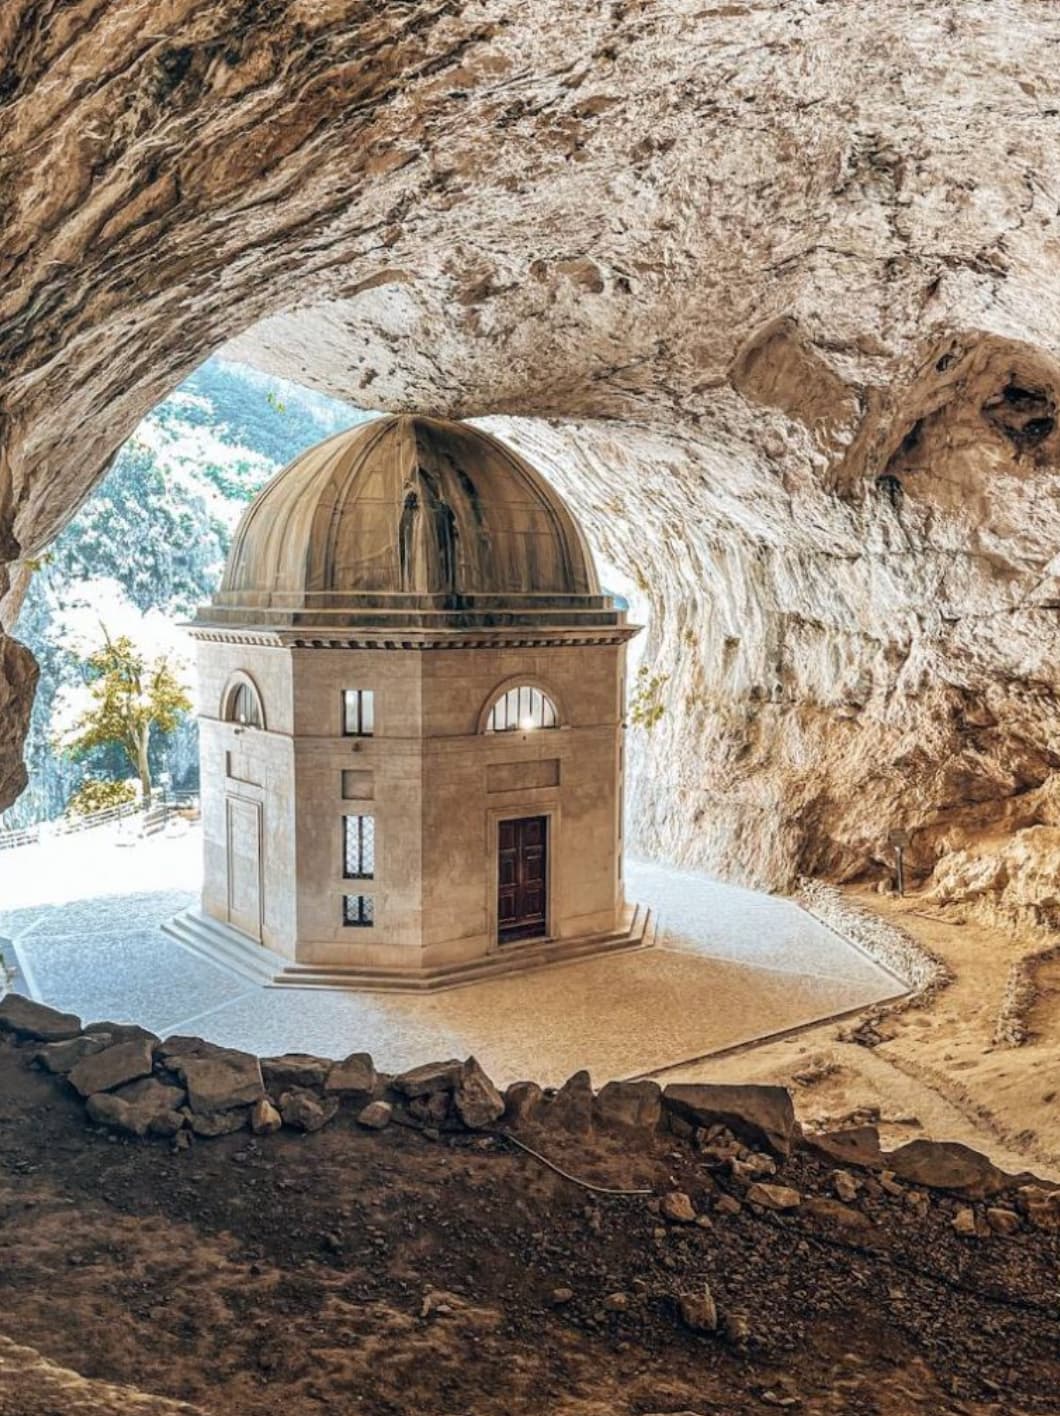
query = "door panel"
xmin=226 ymin=797 xmax=262 ymax=941
xmin=498 ymin=815 xmax=548 ymax=943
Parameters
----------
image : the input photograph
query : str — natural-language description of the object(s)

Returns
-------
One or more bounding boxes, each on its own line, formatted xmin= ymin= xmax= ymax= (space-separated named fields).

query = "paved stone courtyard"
xmin=0 ymin=826 xmax=904 ymax=1086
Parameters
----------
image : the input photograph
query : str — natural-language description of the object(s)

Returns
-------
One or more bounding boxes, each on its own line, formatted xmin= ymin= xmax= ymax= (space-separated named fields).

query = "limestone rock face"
xmin=0 ymin=1333 xmax=206 ymax=1415
xmin=2 ymin=4 xmax=1060 ymax=909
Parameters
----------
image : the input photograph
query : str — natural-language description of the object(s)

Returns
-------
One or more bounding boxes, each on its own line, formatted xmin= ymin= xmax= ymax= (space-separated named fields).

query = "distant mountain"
xmin=3 ymin=359 xmax=367 ymax=829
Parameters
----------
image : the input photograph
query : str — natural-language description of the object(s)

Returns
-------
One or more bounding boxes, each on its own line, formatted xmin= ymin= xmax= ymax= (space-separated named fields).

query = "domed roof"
xmin=199 ymin=415 xmax=620 ymax=634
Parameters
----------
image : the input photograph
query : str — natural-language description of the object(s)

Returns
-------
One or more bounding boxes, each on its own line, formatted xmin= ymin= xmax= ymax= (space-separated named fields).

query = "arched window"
xmin=223 ymin=677 xmax=264 ymax=729
xmin=485 ymin=684 xmax=558 ymax=733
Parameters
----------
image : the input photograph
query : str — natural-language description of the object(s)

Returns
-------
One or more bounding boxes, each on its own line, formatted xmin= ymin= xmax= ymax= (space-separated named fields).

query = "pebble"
xmin=952 ymin=1207 xmax=978 ymax=1237
xmin=678 ymin=1285 xmax=718 ymax=1333
xmin=832 ymin=1169 xmax=860 ymax=1203
xmin=986 ymin=1207 xmax=1020 ymax=1236
xmin=660 ymin=1190 xmax=696 ymax=1223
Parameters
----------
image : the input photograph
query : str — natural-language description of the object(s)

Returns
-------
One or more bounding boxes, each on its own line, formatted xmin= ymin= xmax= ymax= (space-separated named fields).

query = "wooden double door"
xmin=498 ymin=815 xmax=548 ymax=943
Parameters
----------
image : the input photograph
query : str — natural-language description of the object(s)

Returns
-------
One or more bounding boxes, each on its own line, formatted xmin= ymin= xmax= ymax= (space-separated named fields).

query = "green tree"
xmin=58 ymin=634 xmax=192 ymax=803
xmin=65 ymin=777 xmax=137 ymax=817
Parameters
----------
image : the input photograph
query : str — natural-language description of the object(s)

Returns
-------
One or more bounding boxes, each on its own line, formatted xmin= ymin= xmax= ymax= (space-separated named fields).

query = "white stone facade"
xmin=177 ymin=415 xmax=646 ymax=986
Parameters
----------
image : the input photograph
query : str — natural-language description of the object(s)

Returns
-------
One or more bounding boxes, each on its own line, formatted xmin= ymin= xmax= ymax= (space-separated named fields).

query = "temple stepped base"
xmin=162 ymin=904 xmax=653 ymax=994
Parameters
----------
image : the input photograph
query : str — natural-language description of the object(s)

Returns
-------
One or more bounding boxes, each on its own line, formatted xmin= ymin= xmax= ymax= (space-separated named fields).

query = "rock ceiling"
xmin=2 ymin=1 xmax=1060 ymax=907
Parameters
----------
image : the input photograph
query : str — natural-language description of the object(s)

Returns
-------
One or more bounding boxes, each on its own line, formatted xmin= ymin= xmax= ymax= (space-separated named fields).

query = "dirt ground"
xmin=1 ymin=1035 xmax=1059 ymax=1416
xmin=661 ymin=887 xmax=1060 ymax=1184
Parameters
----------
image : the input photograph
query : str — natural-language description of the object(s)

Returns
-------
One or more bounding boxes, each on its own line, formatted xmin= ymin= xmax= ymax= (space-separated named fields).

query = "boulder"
xmin=392 ymin=1059 xmax=462 ymax=1097
xmin=546 ymin=1070 xmax=594 ymax=1135
xmin=662 ymin=1083 xmax=797 ymax=1157
xmin=83 ymin=1021 xmax=160 ymax=1046
xmin=250 ymin=1098 xmax=283 ymax=1135
xmin=262 ymin=1053 xmax=332 ymax=1092
xmin=0 ymin=995 xmax=82 ymax=1042
xmin=279 ymin=1088 xmax=339 ymax=1132
xmin=186 ymin=1108 xmax=248 ymax=1138
xmin=593 ymin=1079 xmax=662 ymax=1136
xmin=114 ymin=1077 xmax=185 ymax=1111
xmin=409 ymin=1090 xmax=450 ymax=1125
xmin=172 ymin=1045 xmax=264 ymax=1114
xmin=86 ymin=1087 xmax=184 ymax=1139
xmin=34 ymin=1033 xmax=113 ymax=1074
xmin=158 ymin=1035 xmax=211 ymax=1061
xmin=324 ymin=1052 xmax=377 ymax=1097
xmin=357 ymin=1100 xmax=392 ymax=1130
xmin=453 ymin=1056 xmax=504 ymax=1129
xmin=68 ymin=1039 xmax=156 ymax=1097
xmin=986 ymin=1206 xmax=1020 ymax=1236
xmin=746 ymin=1182 xmax=801 ymax=1211
xmin=884 ymin=1140 xmax=1006 ymax=1198
xmin=804 ymin=1125 xmax=883 ymax=1169
xmin=503 ymin=1081 xmax=543 ymax=1126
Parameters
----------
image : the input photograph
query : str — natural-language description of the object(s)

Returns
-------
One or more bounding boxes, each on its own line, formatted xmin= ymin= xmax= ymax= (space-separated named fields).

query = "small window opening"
xmin=343 ymin=814 xmax=375 ymax=880
xmin=486 ymin=685 xmax=558 ymax=733
xmin=226 ymin=681 xmax=262 ymax=728
xmin=343 ymin=689 xmax=374 ymax=736
xmin=343 ymin=894 xmax=374 ymax=927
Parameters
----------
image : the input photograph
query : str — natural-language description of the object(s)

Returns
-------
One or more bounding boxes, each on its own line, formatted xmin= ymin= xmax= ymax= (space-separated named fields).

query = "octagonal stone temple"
xmin=165 ymin=414 xmax=651 ymax=989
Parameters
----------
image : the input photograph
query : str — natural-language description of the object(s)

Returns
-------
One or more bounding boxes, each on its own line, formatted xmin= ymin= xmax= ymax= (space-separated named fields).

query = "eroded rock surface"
xmin=1 ymin=3 xmax=1059 ymax=910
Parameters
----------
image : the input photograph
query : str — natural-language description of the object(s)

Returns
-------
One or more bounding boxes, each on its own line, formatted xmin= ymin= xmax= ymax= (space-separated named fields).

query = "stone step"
xmin=268 ymin=904 xmax=654 ymax=993
xmin=161 ymin=910 xmax=288 ymax=986
xmin=163 ymin=904 xmax=653 ymax=994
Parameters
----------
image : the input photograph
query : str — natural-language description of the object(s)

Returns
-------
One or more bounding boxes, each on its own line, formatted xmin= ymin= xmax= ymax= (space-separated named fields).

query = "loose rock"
xmin=250 ymin=1098 xmax=283 ymax=1135
xmin=172 ymin=1045 xmax=265 ymax=1114
xmin=262 ymin=1053 xmax=332 ymax=1092
xmin=986 ymin=1206 xmax=1020 ymax=1236
xmin=324 ymin=1051 xmax=377 ymax=1097
xmin=593 ymin=1079 xmax=662 ymax=1135
xmin=34 ymin=1033 xmax=112 ymax=1074
xmin=746 ymin=1182 xmax=801 ymax=1211
xmin=392 ymin=1059 xmax=462 ymax=1098
xmin=357 ymin=1100 xmax=392 ymax=1130
xmin=660 ymin=1191 xmax=696 ymax=1224
xmin=662 ymin=1082 xmax=797 ymax=1156
xmin=453 ymin=1056 xmax=504 ymax=1129
xmin=0 ymin=995 xmax=81 ymax=1042
xmin=67 ymin=1039 xmax=156 ymax=1097
xmin=678 ymin=1285 xmax=718 ymax=1333
xmin=279 ymin=1088 xmax=339 ymax=1133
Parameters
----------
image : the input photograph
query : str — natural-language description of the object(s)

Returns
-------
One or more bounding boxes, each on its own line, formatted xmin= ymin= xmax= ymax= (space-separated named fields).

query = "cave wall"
xmin=2 ymin=1 xmax=1060 ymax=910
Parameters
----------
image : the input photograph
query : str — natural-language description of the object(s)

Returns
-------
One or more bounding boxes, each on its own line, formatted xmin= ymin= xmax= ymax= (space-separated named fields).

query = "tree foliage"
xmin=65 ymin=777 xmax=137 ymax=817
xmin=57 ymin=634 xmax=192 ymax=801
xmin=2 ymin=357 xmax=366 ymax=829
xmin=629 ymin=664 xmax=670 ymax=731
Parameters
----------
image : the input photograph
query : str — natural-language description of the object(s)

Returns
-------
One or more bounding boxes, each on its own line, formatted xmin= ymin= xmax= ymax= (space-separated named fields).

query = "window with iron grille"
xmin=343 ymin=689 xmax=374 ymax=736
xmin=342 ymin=894 xmax=374 ymax=927
xmin=343 ymin=814 xmax=375 ymax=879
xmin=485 ymin=685 xmax=558 ymax=733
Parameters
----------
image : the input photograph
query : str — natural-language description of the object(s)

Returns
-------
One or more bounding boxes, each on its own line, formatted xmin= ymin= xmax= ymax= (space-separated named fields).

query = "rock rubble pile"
xmin=3 ymin=990 xmax=1057 ymax=1246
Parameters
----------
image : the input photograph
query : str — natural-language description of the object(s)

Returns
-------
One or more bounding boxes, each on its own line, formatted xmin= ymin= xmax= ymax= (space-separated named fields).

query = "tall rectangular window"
xmin=343 ymin=689 xmax=374 ymax=737
xmin=343 ymin=894 xmax=374 ymax=927
xmin=343 ymin=814 xmax=375 ymax=879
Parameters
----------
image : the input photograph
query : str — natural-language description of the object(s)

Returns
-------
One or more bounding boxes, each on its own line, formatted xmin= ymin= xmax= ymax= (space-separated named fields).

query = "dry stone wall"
xmin=3 ymin=991 xmax=1058 ymax=1246
xmin=2 ymin=3 xmax=1060 ymax=908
